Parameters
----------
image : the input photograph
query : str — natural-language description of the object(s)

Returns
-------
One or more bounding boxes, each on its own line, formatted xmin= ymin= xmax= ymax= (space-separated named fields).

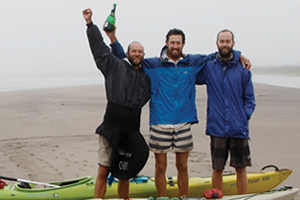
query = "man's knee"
xmin=235 ymin=167 xmax=246 ymax=174
xmin=176 ymin=161 xmax=188 ymax=172
xmin=156 ymin=162 xmax=167 ymax=173
xmin=97 ymin=165 xmax=109 ymax=179
xmin=213 ymin=169 xmax=223 ymax=175
xmin=118 ymin=179 xmax=129 ymax=185
xmin=175 ymin=152 xmax=189 ymax=172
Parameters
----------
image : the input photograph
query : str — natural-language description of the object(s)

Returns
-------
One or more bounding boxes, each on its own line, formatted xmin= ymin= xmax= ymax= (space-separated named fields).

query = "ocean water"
xmin=1 ymin=74 xmax=300 ymax=92
xmin=252 ymin=74 xmax=300 ymax=89
xmin=0 ymin=74 xmax=104 ymax=92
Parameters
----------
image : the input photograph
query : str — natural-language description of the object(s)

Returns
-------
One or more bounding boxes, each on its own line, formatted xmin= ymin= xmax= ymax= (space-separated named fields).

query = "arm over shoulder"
xmin=110 ymin=40 xmax=127 ymax=59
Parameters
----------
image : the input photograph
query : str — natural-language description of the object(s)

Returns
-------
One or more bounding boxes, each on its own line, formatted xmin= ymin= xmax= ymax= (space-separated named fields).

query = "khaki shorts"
xmin=149 ymin=123 xmax=193 ymax=153
xmin=98 ymin=135 xmax=113 ymax=167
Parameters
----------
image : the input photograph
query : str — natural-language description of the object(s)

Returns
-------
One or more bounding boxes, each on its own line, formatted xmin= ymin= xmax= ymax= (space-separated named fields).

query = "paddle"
xmin=0 ymin=175 xmax=60 ymax=188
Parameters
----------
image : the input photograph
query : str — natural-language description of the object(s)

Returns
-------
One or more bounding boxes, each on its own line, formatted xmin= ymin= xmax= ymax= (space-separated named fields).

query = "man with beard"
xmin=196 ymin=29 xmax=256 ymax=194
xmin=83 ymin=9 xmax=150 ymax=198
xmin=110 ymin=28 xmax=251 ymax=197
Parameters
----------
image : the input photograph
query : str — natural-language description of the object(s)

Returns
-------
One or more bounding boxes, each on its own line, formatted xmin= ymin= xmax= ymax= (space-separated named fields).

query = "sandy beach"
xmin=0 ymin=82 xmax=299 ymax=199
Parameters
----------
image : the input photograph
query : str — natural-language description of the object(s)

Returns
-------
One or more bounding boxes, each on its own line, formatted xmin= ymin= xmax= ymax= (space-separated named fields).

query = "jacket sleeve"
xmin=243 ymin=71 xmax=256 ymax=119
xmin=196 ymin=68 xmax=206 ymax=85
xmin=191 ymin=52 xmax=217 ymax=74
xmin=110 ymin=40 xmax=127 ymax=59
xmin=86 ymin=23 xmax=119 ymax=77
xmin=193 ymin=52 xmax=218 ymax=85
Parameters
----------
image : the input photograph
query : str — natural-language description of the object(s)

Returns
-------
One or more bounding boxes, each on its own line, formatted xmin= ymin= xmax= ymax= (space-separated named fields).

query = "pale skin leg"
xmin=154 ymin=153 xmax=167 ymax=197
xmin=176 ymin=152 xmax=189 ymax=196
xmin=212 ymin=169 xmax=223 ymax=190
xmin=235 ymin=167 xmax=248 ymax=194
xmin=94 ymin=165 xmax=109 ymax=198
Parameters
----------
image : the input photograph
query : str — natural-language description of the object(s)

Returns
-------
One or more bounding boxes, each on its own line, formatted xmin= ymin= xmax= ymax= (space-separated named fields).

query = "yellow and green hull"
xmin=0 ymin=168 xmax=292 ymax=199
xmin=106 ymin=168 xmax=292 ymax=198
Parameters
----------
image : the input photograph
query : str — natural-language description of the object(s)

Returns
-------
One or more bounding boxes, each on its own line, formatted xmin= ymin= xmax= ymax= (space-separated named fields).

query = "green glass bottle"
xmin=103 ymin=3 xmax=117 ymax=32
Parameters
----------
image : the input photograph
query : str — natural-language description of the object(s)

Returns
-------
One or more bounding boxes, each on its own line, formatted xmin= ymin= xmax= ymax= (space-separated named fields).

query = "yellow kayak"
xmin=0 ymin=165 xmax=292 ymax=199
xmin=105 ymin=165 xmax=292 ymax=198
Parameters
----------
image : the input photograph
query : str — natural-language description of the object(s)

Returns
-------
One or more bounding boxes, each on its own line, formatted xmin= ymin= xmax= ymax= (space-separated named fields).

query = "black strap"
xmin=260 ymin=164 xmax=280 ymax=172
xmin=168 ymin=177 xmax=175 ymax=186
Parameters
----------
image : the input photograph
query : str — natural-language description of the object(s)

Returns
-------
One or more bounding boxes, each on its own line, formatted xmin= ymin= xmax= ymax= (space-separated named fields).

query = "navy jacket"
xmin=197 ymin=51 xmax=256 ymax=138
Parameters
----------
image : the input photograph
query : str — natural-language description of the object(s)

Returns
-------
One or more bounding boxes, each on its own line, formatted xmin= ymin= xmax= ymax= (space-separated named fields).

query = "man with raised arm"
xmin=83 ymin=8 xmax=150 ymax=198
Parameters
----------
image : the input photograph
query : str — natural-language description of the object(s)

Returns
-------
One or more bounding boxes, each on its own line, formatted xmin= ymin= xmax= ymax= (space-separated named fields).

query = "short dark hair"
xmin=217 ymin=29 xmax=234 ymax=42
xmin=166 ymin=28 xmax=185 ymax=43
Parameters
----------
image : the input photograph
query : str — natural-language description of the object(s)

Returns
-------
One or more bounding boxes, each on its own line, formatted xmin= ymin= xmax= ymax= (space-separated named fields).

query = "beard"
xmin=128 ymin=56 xmax=143 ymax=67
xmin=218 ymin=46 xmax=233 ymax=58
xmin=168 ymin=52 xmax=181 ymax=60
xmin=167 ymin=47 xmax=182 ymax=60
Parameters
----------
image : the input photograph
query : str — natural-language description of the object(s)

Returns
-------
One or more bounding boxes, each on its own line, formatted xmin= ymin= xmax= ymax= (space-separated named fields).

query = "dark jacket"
xmin=86 ymin=23 xmax=151 ymax=179
xmin=87 ymin=23 xmax=150 ymax=109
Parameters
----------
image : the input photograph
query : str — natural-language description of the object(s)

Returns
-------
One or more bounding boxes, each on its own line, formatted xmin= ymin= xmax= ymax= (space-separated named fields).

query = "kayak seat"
xmin=18 ymin=182 xmax=31 ymax=189
xmin=59 ymin=180 xmax=79 ymax=186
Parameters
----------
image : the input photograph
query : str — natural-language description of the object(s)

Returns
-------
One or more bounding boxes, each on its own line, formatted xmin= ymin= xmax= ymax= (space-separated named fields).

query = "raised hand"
xmin=83 ymin=8 xmax=93 ymax=24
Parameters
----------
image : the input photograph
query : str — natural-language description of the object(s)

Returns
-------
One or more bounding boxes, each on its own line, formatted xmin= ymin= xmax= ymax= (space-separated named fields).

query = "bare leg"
xmin=175 ymin=152 xmax=189 ymax=196
xmin=212 ymin=169 xmax=223 ymax=190
xmin=118 ymin=179 xmax=129 ymax=198
xmin=235 ymin=167 xmax=248 ymax=194
xmin=94 ymin=165 xmax=109 ymax=198
xmin=155 ymin=153 xmax=167 ymax=197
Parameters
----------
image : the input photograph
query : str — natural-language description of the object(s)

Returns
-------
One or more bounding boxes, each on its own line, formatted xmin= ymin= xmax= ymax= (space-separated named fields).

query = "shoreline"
xmin=2 ymin=66 xmax=300 ymax=93
xmin=0 ymin=83 xmax=299 ymax=199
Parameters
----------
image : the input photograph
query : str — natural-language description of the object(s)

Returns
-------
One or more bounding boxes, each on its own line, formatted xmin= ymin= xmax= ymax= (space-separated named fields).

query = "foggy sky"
xmin=1 ymin=0 xmax=300 ymax=81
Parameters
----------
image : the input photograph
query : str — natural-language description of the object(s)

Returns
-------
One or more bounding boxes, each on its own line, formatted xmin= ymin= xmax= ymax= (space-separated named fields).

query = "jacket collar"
xmin=216 ymin=50 xmax=241 ymax=67
xmin=123 ymin=57 xmax=142 ymax=69
xmin=217 ymin=52 xmax=234 ymax=63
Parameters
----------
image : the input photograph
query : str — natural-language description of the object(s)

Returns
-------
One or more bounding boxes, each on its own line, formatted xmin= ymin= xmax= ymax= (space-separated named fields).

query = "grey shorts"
xmin=210 ymin=136 xmax=251 ymax=170
xmin=149 ymin=123 xmax=193 ymax=153
xmin=98 ymin=135 xmax=113 ymax=167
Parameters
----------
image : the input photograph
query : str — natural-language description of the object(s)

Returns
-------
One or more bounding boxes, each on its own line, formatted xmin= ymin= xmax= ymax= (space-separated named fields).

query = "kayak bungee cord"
xmin=0 ymin=175 xmax=59 ymax=188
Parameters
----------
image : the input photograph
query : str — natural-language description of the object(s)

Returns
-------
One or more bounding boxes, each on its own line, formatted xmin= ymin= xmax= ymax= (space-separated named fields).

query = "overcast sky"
xmin=1 ymin=0 xmax=300 ymax=82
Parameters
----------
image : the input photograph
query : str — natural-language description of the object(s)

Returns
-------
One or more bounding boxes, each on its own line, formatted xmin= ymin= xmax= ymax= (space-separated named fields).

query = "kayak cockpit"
xmin=14 ymin=176 xmax=94 ymax=191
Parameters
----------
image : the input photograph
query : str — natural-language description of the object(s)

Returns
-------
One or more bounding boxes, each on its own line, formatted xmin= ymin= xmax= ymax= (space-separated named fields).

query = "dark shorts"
xmin=210 ymin=136 xmax=251 ymax=170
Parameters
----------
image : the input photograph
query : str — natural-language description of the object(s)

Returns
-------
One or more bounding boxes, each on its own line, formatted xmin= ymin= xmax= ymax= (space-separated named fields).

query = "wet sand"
xmin=0 ymin=82 xmax=299 ymax=198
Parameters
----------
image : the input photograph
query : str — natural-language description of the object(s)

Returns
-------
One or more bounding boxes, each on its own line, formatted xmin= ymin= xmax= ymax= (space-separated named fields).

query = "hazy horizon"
xmin=1 ymin=0 xmax=300 ymax=90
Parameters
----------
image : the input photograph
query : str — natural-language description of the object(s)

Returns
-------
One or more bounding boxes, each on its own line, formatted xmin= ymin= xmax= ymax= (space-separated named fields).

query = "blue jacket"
xmin=111 ymin=41 xmax=214 ymax=125
xmin=196 ymin=51 xmax=256 ymax=139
